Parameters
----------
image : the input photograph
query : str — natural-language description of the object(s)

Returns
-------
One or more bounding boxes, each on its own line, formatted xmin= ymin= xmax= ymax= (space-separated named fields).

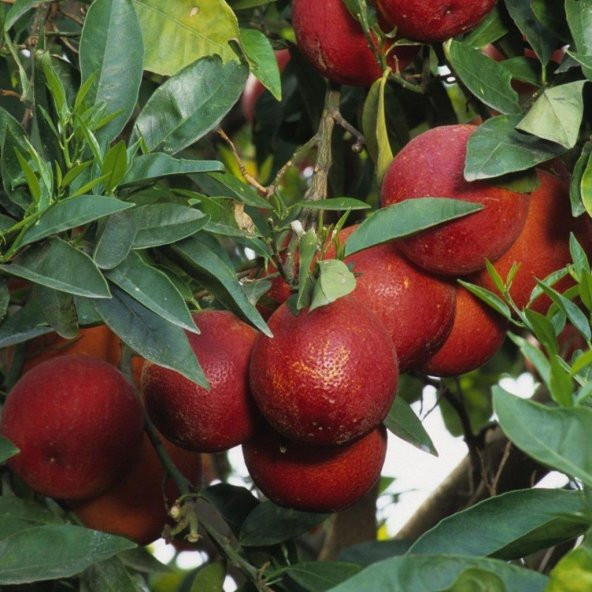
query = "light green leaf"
xmin=133 ymin=0 xmax=240 ymax=76
xmin=240 ymin=28 xmax=282 ymax=100
xmin=295 ymin=198 xmax=371 ymax=211
xmin=546 ymin=546 xmax=592 ymax=592
xmin=101 ymin=141 xmax=128 ymax=193
xmin=309 ymin=259 xmax=356 ymax=312
xmin=132 ymin=56 xmax=248 ymax=154
xmin=189 ymin=561 xmax=226 ymax=592
xmin=517 ymin=82 xmax=586 ymax=149
xmin=444 ymin=568 xmax=506 ymax=592
xmin=566 ymin=0 xmax=592 ymax=79
xmin=79 ymin=0 xmax=144 ymax=142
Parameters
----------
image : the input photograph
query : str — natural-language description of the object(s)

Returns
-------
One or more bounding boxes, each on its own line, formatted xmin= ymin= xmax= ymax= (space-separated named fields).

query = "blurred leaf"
xmin=173 ymin=235 xmax=271 ymax=336
xmin=0 ymin=296 xmax=51 ymax=348
xmin=239 ymin=502 xmax=329 ymax=547
xmin=344 ymin=198 xmax=483 ymax=255
xmin=504 ymin=0 xmax=559 ymax=65
xmin=0 ymin=277 xmax=8 ymax=322
xmin=93 ymin=211 xmax=137 ymax=269
xmin=132 ymin=57 xmax=248 ymax=154
xmin=284 ymin=562 xmax=362 ymax=592
xmin=409 ymin=488 xmax=585 ymax=559
xmin=0 ymin=238 xmax=111 ymax=299
xmin=446 ymin=40 xmax=520 ymax=114
xmin=338 ymin=541 xmax=412 ymax=567
xmin=200 ymin=484 xmax=259 ymax=538
xmin=570 ymin=140 xmax=592 ymax=216
xmin=129 ymin=204 xmax=208 ymax=248
xmin=0 ymin=437 xmax=18 ymax=463
xmin=133 ymin=0 xmax=240 ymax=76
xmin=325 ymin=554 xmax=547 ymax=592
xmin=4 ymin=0 xmax=52 ymax=31
xmin=19 ymin=196 xmax=133 ymax=247
xmin=189 ymin=561 xmax=226 ymax=592
xmin=80 ymin=557 xmax=138 ymax=592
xmin=122 ymin=154 xmax=224 ymax=185
xmin=0 ymin=524 xmax=135 ymax=585
xmin=493 ymin=387 xmax=592 ymax=485
xmin=384 ymin=397 xmax=437 ymax=456
xmin=295 ymin=198 xmax=371 ymax=211
xmin=546 ymin=546 xmax=592 ymax=592
xmin=566 ymin=0 xmax=592 ymax=79
xmin=309 ymin=259 xmax=356 ymax=312
xmin=79 ymin=0 xmax=143 ymax=142
xmin=105 ymin=251 xmax=197 ymax=333
xmin=464 ymin=114 xmax=565 ymax=181
xmin=517 ymin=82 xmax=586 ymax=149
xmin=444 ymin=568 xmax=506 ymax=592
xmin=93 ymin=284 xmax=207 ymax=387
xmin=240 ymin=28 xmax=282 ymax=100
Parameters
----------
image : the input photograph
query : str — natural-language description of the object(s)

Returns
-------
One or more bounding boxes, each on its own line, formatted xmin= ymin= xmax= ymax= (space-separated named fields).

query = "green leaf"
xmin=504 ymin=0 xmax=559 ymax=65
xmin=338 ymin=541 xmax=411 ymax=567
xmin=80 ymin=557 xmax=138 ymax=592
xmin=462 ymin=5 xmax=508 ymax=47
xmin=444 ymin=568 xmax=506 ymax=592
xmin=344 ymin=198 xmax=483 ymax=256
xmin=34 ymin=285 xmax=78 ymax=339
xmin=196 ymin=171 xmax=271 ymax=209
xmin=93 ymin=284 xmax=207 ymax=387
xmin=409 ymin=489 xmax=586 ymax=559
xmin=173 ymin=235 xmax=271 ymax=336
xmin=0 ymin=296 xmax=51 ymax=348
xmin=93 ymin=211 xmax=137 ymax=270
xmin=549 ymin=354 xmax=575 ymax=407
xmin=105 ymin=251 xmax=198 ymax=333
xmin=517 ymin=82 xmax=586 ymax=149
xmin=130 ymin=204 xmax=208 ymax=248
xmin=546 ymin=546 xmax=592 ymax=592
xmin=384 ymin=397 xmax=437 ymax=456
xmin=445 ymin=40 xmax=520 ymax=115
xmin=240 ymin=502 xmax=329 ymax=547
xmin=122 ymin=153 xmax=224 ymax=185
xmin=566 ymin=0 xmax=592 ymax=79
xmin=189 ymin=561 xmax=226 ymax=592
xmin=133 ymin=0 xmax=240 ymax=76
xmin=4 ymin=0 xmax=51 ymax=31
xmin=285 ymin=562 xmax=362 ymax=592
xmin=295 ymin=198 xmax=371 ymax=211
xmin=570 ymin=140 xmax=592 ymax=216
xmin=19 ymin=196 xmax=133 ymax=247
xmin=325 ymin=554 xmax=547 ymax=592
xmin=0 ymin=437 xmax=18 ymax=463
xmin=296 ymin=229 xmax=318 ymax=311
xmin=464 ymin=114 xmax=565 ymax=181
xmin=101 ymin=141 xmax=128 ymax=193
xmin=309 ymin=259 xmax=356 ymax=312
xmin=132 ymin=56 xmax=248 ymax=154
xmin=240 ymin=28 xmax=282 ymax=100
xmin=376 ymin=71 xmax=393 ymax=183
xmin=493 ymin=387 xmax=592 ymax=486
xmin=79 ymin=0 xmax=144 ymax=142
xmin=0 ymin=524 xmax=135 ymax=585
xmin=0 ymin=238 xmax=111 ymax=299
xmin=458 ymin=280 xmax=512 ymax=319
xmin=0 ymin=278 xmax=8 ymax=322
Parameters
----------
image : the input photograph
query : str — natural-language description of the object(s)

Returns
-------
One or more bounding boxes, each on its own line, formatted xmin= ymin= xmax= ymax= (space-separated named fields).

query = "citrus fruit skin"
xmin=380 ymin=124 xmax=530 ymax=276
xmin=249 ymin=295 xmax=398 ymax=446
xmin=420 ymin=286 xmax=507 ymax=376
xmin=475 ymin=168 xmax=592 ymax=314
xmin=292 ymin=0 xmax=417 ymax=86
xmin=243 ymin=423 xmax=387 ymax=512
xmin=373 ymin=0 xmax=496 ymax=42
xmin=0 ymin=355 xmax=144 ymax=500
xmin=71 ymin=434 xmax=202 ymax=545
xmin=143 ymin=310 xmax=259 ymax=453
xmin=333 ymin=226 xmax=456 ymax=371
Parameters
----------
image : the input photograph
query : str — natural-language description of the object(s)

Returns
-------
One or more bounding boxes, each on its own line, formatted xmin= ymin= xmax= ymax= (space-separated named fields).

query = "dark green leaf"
xmin=296 ymin=229 xmax=318 ymax=310
xmin=570 ymin=234 xmax=590 ymax=278
xmin=409 ymin=489 xmax=585 ymax=559
xmin=0 ymin=277 xmax=8 ymax=322
xmin=239 ymin=501 xmax=329 ymax=547
xmin=446 ymin=40 xmax=520 ymax=114
xmin=122 ymin=154 xmax=224 ymax=185
xmin=464 ymin=115 xmax=565 ymax=181
xmin=133 ymin=0 xmax=240 ymax=76
xmin=309 ymin=259 xmax=356 ymax=312
xmin=0 ymin=238 xmax=111 ymax=298
xmin=173 ymin=235 xmax=271 ymax=336
xmin=20 ymin=196 xmax=133 ymax=247
xmin=33 ymin=285 xmax=78 ymax=339
xmin=494 ymin=387 xmax=592 ymax=485
xmin=196 ymin=171 xmax=272 ymax=209
xmin=79 ymin=0 xmax=143 ymax=142
xmin=0 ymin=524 xmax=135 ymax=585
xmin=240 ymin=28 xmax=282 ymax=100
xmin=130 ymin=204 xmax=208 ymax=248
xmin=325 ymin=554 xmax=547 ymax=592
xmin=4 ymin=0 xmax=51 ymax=31
xmin=285 ymin=562 xmax=362 ymax=592
xmin=344 ymin=198 xmax=483 ymax=256
xmin=337 ymin=540 xmax=412 ymax=567
xmin=0 ymin=437 xmax=18 ymax=463
xmin=105 ymin=251 xmax=197 ymax=333
xmin=462 ymin=6 xmax=508 ymax=47
xmin=296 ymin=198 xmax=371 ymax=211
xmin=517 ymin=82 xmax=586 ymax=149
xmin=385 ymin=397 xmax=437 ymax=456
xmin=93 ymin=285 xmax=207 ymax=387
xmin=132 ymin=57 xmax=248 ymax=154
xmin=101 ymin=141 xmax=128 ymax=193
xmin=80 ymin=557 xmax=138 ymax=592
xmin=0 ymin=296 xmax=51 ymax=348
xmin=93 ymin=211 xmax=137 ymax=269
